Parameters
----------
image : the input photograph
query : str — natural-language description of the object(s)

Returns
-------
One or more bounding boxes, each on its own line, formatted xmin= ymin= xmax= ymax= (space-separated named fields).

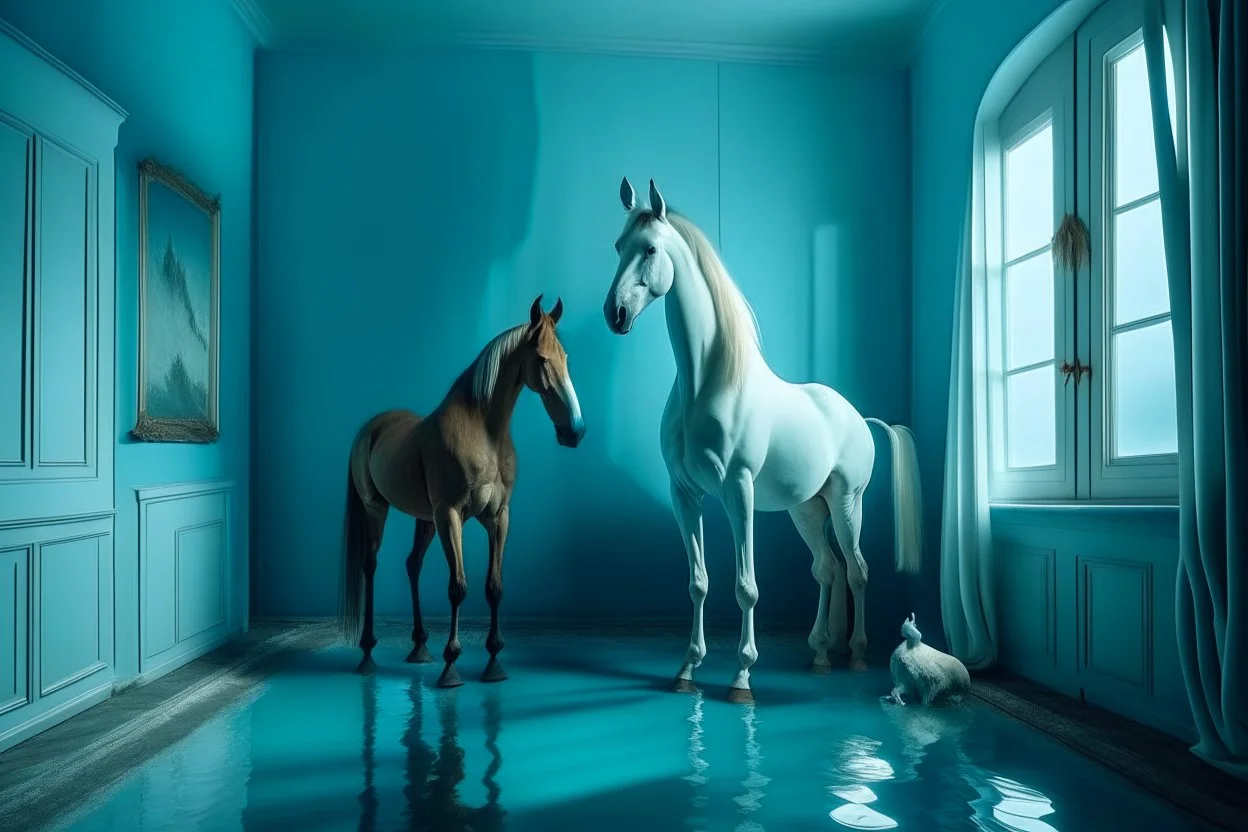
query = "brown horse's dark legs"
xmin=356 ymin=546 xmax=379 ymax=674
xmin=435 ymin=506 xmax=466 ymax=688
xmin=482 ymin=507 xmax=509 ymax=683
xmin=405 ymin=520 xmax=437 ymax=663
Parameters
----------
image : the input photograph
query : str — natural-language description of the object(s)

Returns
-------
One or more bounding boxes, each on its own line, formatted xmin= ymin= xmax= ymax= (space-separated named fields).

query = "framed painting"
xmin=131 ymin=157 xmax=220 ymax=443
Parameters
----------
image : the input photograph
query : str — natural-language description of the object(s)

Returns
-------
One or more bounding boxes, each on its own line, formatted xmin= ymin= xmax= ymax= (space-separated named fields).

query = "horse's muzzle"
xmin=556 ymin=421 xmax=585 ymax=449
xmin=605 ymin=302 xmax=632 ymax=335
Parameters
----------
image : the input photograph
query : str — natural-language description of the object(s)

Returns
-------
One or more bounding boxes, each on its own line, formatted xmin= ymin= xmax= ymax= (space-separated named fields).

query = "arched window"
xmin=984 ymin=0 xmax=1177 ymax=502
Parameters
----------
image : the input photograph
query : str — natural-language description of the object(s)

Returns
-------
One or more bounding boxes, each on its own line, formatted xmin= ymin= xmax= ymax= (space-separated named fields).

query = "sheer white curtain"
xmin=940 ymin=154 xmax=998 ymax=671
xmin=1143 ymin=0 xmax=1247 ymax=778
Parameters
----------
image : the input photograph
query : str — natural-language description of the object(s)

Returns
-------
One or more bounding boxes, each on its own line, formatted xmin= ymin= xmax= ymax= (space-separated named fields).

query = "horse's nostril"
xmin=614 ymin=306 xmax=627 ymax=328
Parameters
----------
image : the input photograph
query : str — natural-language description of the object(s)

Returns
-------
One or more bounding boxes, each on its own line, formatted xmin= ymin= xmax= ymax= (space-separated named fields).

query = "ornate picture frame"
xmin=131 ymin=157 xmax=221 ymax=443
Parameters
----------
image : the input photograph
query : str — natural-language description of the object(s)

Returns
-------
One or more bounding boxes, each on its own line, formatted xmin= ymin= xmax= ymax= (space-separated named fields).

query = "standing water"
xmin=54 ymin=637 xmax=1212 ymax=831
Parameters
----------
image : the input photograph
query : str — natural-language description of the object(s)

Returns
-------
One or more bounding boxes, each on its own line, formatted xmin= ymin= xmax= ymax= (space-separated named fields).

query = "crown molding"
xmin=266 ymin=29 xmax=911 ymax=70
xmin=0 ymin=19 xmax=128 ymax=119
xmin=231 ymin=0 xmax=275 ymax=47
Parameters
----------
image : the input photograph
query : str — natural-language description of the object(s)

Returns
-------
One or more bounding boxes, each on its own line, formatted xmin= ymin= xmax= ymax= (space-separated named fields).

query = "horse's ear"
xmin=649 ymin=179 xmax=667 ymax=222
xmin=620 ymin=176 xmax=636 ymax=212
xmin=549 ymin=297 xmax=564 ymax=325
xmin=529 ymin=294 xmax=544 ymax=328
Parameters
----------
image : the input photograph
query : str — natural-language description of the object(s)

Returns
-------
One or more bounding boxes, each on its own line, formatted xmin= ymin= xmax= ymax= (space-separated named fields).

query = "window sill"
xmin=989 ymin=500 xmax=1179 ymax=510
xmin=988 ymin=501 xmax=1180 ymax=533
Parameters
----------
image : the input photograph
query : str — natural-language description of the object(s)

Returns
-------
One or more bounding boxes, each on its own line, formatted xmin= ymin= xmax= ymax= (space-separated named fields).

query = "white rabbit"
xmin=888 ymin=613 xmax=971 ymax=706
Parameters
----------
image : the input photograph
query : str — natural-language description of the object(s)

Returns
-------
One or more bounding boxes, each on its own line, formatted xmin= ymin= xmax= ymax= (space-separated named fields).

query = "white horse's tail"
xmin=864 ymin=418 xmax=923 ymax=575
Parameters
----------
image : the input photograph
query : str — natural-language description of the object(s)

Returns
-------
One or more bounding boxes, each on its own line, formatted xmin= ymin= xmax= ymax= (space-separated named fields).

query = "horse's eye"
xmin=646 ymin=245 xmax=657 ymax=257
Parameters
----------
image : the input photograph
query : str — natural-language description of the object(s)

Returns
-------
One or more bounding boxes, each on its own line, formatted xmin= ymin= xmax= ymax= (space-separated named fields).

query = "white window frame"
xmin=1080 ymin=0 xmax=1180 ymax=500
xmin=985 ymin=38 xmax=1076 ymax=503
xmin=983 ymin=0 xmax=1179 ymax=505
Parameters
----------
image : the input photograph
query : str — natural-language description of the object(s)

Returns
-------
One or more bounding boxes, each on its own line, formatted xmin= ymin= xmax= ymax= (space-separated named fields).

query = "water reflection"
xmin=824 ymin=735 xmax=898 ymax=831
xmin=966 ymin=775 xmax=1059 ymax=832
xmin=734 ymin=704 xmax=771 ymax=832
xmin=359 ymin=675 xmax=380 ymax=832
xmin=684 ymin=691 xmax=709 ymax=832
xmin=356 ymin=678 xmax=505 ymax=831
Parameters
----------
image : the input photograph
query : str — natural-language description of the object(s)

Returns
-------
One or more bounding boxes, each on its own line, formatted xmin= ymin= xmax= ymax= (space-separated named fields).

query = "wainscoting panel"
xmin=38 ymin=533 xmax=108 ymax=696
xmin=0 ymin=515 xmax=114 ymax=753
xmin=995 ymin=543 xmax=1056 ymax=674
xmin=138 ymin=481 xmax=233 ymax=680
xmin=0 ymin=546 xmax=29 ymax=716
xmin=991 ymin=506 xmax=1190 ymax=741
xmin=33 ymin=138 xmax=94 ymax=470
xmin=0 ymin=117 xmax=28 ymax=469
xmin=1079 ymin=556 xmax=1152 ymax=692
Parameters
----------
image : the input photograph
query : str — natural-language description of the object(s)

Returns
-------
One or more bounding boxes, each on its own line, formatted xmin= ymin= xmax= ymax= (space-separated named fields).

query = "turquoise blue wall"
xmin=911 ymin=0 xmax=1190 ymax=738
xmin=255 ymin=48 xmax=913 ymax=631
xmin=0 ymin=0 xmax=255 ymax=679
xmin=909 ymin=0 xmax=1068 ymax=646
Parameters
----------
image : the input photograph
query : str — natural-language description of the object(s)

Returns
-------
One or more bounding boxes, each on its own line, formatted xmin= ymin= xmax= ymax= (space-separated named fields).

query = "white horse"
xmin=603 ymin=177 xmax=923 ymax=703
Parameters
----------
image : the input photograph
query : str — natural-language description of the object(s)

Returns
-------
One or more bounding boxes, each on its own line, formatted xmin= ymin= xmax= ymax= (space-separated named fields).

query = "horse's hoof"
xmin=727 ymin=686 xmax=755 ymax=705
xmin=406 ymin=645 xmax=434 ymax=664
xmin=355 ymin=656 xmax=376 ymax=675
xmin=437 ymin=665 xmax=464 ymax=688
xmin=481 ymin=658 xmax=508 ymax=683
xmin=811 ymin=660 xmax=833 ymax=676
xmin=673 ymin=677 xmax=698 ymax=693
xmin=850 ymin=658 xmax=869 ymax=672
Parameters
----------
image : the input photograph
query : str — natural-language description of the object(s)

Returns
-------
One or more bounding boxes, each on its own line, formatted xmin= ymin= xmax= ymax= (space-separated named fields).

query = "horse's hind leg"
xmin=358 ymin=504 xmax=387 ymax=673
xmin=825 ymin=484 xmax=869 ymax=671
xmin=405 ymin=520 xmax=437 ymax=663
xmin=789 ymin=497 xmax=845 ymax=670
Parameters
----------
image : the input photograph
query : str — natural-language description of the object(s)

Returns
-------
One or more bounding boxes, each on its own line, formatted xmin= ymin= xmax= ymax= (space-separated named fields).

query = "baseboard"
xmin=128 ymin=632 xmax=237 ymax=691
xmin=999 ymin=661 xmax=1194 ymax=743
xmin=0 ymin=681 xmax=113 ymax=754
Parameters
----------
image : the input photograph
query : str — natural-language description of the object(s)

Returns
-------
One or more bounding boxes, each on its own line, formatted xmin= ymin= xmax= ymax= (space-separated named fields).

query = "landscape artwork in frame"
xmin=132 ymin=158 xmax=220 ymax=443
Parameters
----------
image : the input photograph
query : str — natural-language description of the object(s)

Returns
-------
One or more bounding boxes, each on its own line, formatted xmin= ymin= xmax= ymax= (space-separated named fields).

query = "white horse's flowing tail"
xmin=865 ymin=418 xmax=923 ymax=575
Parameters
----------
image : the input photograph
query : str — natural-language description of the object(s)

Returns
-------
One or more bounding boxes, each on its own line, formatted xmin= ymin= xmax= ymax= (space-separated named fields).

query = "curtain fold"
xmin=940 ymin=163 xmax=998 ymax=672
xmin=1144 ymin=0 xmax=1248 ymax=778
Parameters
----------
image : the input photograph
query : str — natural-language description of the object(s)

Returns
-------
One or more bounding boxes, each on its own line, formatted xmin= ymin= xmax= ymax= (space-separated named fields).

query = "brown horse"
xmin=338 ymin=295 xmax=584 ymax=687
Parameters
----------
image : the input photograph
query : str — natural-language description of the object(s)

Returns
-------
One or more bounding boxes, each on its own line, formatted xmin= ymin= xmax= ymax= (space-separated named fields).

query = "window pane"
xmin=1005 ymin=123 xmax=1054 ymax=261
xmin=1006 ymin=252 xmax=1055 ymax=369
xmin=1114 ymin=198 xmax=1170 ymax=325
xmin=1113 ymin=320 xmax=1178 ymax=458
xmin=1006 ymin=365 xmax=1057 ymax=468
xmin=1114 ymin=44 xmax=1160 ymax=207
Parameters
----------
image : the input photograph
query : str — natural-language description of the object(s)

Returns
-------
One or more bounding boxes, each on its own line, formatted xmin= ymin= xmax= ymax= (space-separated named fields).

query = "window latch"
xmin=1061 ymin=359 xmax=1091 ymax=386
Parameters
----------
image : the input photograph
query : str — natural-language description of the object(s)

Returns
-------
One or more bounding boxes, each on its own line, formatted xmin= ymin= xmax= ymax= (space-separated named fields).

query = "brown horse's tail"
xmin=337 ymin=459 xmax=369 ymax=644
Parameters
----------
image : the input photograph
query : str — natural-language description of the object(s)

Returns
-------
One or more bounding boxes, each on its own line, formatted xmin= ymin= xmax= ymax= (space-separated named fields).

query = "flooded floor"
xmin=49 ymin=633 xmax=1212 ymax=831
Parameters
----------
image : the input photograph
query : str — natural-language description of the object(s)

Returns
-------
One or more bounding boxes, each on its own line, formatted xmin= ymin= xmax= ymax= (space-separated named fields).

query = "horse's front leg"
xmin=434 ymin=505 xmax=467 ymax=688
xmin=722 ymin=467 xmax=758 ymax=704
xmin=671 ymin=479 xmax=707 ymax=692
xmin=481 ymin=506 xmax=509 ymax=682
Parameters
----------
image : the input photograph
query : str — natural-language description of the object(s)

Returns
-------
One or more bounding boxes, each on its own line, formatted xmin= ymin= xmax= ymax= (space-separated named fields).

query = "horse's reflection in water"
xmin=358 ymin=677 xmax=505 ymax=832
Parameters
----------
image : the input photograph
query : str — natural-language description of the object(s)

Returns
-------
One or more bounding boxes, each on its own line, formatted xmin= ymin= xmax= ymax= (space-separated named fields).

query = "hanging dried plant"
xmin=1052 ymin=213 xmax=1091 ymax=272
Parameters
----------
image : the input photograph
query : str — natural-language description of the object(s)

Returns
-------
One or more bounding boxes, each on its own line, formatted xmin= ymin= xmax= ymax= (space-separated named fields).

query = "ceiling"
xmin=237 ymin=0 xmax=943 ymax=66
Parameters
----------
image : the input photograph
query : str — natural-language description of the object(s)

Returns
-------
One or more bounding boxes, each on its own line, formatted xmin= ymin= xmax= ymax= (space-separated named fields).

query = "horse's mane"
xmin=466 ymin=324 xmax=529 ymax=405
xmin=631 ymin=209 xmax=761 ymax=387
